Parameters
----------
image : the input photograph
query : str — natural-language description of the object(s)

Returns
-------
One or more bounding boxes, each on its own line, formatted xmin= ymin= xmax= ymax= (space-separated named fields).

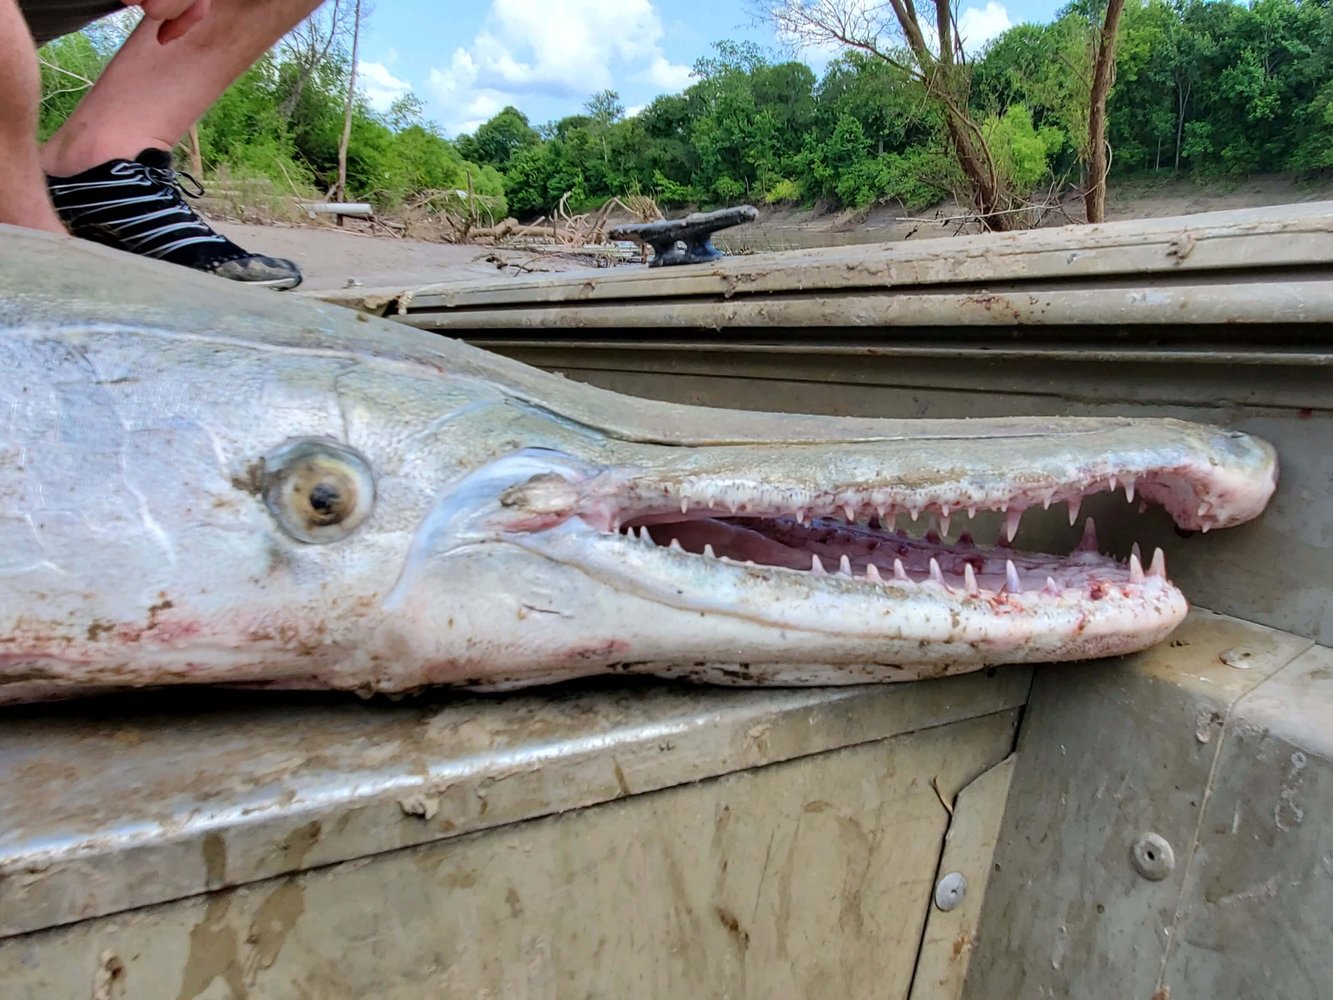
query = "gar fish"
xmin=0 ymin=227 xmax=1278 ymax=703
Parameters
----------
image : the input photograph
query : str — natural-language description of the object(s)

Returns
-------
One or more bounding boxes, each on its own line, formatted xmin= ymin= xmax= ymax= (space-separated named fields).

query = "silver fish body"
xmin=0 ymin=228 xmax=1278 ymax=702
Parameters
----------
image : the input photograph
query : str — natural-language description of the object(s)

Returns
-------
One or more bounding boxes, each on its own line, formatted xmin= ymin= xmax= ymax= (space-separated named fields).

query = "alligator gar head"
xmin=0 ymin=229 xmax=1278 ymax=701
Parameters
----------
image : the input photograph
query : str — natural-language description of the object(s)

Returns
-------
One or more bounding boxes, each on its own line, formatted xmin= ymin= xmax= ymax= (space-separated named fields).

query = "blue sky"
xmin=352 ymin=0 xmax=1066 ymax=137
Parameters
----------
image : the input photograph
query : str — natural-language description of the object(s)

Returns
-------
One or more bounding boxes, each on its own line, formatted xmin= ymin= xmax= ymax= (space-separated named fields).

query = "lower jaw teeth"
xmin=622 ymin=514 xmax=1167 ymax=599
xmin=634 ymin=535 xmax=1166 ymax=598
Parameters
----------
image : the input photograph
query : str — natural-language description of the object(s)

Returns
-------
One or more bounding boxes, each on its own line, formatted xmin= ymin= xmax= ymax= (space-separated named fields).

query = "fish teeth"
xmin=843 ymin=504 xmax=856 ymax=522
xmin=1129 ymin=552 xmax=1145 ymax=584
xmin=1045 ymin=576 xmax=1060 ymax=595
xmin=1067 ymin=495 xmax=1082 ymax=526
xmin=669 ymin=537 xmax=682 ymax=551
xmin=1149 ymin=547 xmax=1167 ymax=578
xmin=811 ymin=554 xmax=826 ymax=575
xmin=1078 ymin=517 xmax=1098 ymax=552
xmin=963 ymin=564 xmax=979 ymax=595
xmin=839 ymin=554 xmax=852 ymax=576
xmin=1005 ymin=508 xmax=1022 ymax=543
xmin=703 ymin=543 xmax=716 ymax=559
xmin=1006 ymin=560 xmax=1022 ymax=594
xmin=1131 ymin=542 xmax=1141 ymax=563
xmin=680 ymin=497 xmax=689 ymax=514
xmin=939 ymin=512 xmax=951 ymax=537
xmin=1124 ymin=478 xmax=1136 ymax=503
xmin=866 ymin=563 xmax=883 ymax=583
xmin=929 ymin=558 xmax=944 ymax=586
xmin=893 ymin=558 xmax=909 ymax=582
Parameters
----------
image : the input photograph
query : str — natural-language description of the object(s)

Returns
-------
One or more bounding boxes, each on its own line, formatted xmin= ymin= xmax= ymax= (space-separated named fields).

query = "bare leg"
xmin=0 ymin=0 xmax=66 ymax=232
xmin=41 ymin=0 xmax=324 ymax=177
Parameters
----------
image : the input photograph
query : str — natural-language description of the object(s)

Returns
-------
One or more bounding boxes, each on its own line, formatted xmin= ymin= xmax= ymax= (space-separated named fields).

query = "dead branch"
xmin=1085 ymin=0 xmax=1126 ymax=223
xmin=765 ymin=0 xmax=1015 ymax=229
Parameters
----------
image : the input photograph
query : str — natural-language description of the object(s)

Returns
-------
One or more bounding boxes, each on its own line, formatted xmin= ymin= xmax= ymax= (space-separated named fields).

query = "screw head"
xmin=1131 ymin=833 xmax=1175 ymax=881
xmin=934 ymin=871 xmax=967 ymax=911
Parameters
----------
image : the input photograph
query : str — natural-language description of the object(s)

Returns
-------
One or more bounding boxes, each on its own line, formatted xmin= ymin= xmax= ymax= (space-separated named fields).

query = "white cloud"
xmin=427 ymin=0 xmax=692 ymax=135
xmin=357 ymin=61 xmax=412 ymax=112
xmin=638 ymin=54 xmax=695 ymax=92
xmin=957 ymin=2 xmax=1012 ymax=53
xmin=426 ymin=51 xmax=513 ymax=135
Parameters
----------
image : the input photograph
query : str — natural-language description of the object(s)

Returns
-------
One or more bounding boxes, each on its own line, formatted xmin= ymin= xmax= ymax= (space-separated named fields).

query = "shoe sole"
xmin=231 ymin=275 xmax=303 ymax=291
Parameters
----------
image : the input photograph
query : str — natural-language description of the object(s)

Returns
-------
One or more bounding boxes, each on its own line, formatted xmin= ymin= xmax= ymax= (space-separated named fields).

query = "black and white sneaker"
xmin=47 ymin=148 xmax=303 ymax=290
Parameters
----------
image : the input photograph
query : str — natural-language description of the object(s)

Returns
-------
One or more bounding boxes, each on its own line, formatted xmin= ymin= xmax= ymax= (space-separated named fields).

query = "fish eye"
xmin=261 ymin=438 xmax=376 ymax=543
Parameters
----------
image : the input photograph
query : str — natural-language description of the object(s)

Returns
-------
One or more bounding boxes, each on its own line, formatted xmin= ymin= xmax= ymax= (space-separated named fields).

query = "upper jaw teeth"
xmin=631 ymin=467 xmax=1193 ymax=545
xmin=609 ymin=471 xmax=1189 ymax=602
xmin=657 ymin=468 xmax=1154 ymax=520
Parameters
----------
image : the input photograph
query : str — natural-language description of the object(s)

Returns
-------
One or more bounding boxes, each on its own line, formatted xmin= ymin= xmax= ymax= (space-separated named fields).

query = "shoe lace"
xmin=141 ymin=162 xmax=208 ymax=202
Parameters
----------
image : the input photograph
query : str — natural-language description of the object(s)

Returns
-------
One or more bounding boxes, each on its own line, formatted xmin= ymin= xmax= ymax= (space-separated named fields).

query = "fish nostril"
xmin=499 ymin=473 xmax=580 ymax=516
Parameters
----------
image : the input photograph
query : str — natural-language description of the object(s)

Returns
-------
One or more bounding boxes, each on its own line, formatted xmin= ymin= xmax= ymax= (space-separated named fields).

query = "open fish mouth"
xmin=477 ymin=429 xmax=1275 ymax=671
xmin=605 ymin=464 xmax=1206 ymax=604
xmin=619 ymin=509 xmax=1157 ymax=603
xmin=593 ymin=439 xmax=1263 ymax=591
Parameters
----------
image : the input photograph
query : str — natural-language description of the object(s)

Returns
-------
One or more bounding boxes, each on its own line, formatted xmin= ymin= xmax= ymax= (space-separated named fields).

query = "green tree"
xmin=456 ymin=106 xmax=540 ymax=168
xmin=585 ymin=89 xmax=625 ymax=125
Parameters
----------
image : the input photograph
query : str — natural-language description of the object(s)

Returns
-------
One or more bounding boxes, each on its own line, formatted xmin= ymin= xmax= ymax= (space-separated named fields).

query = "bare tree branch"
xmin=277 ymin=0 xmax=349 ymax=122
xmin=761 ymin=0 xmax=1020 ymax=229
xmin=1086 ymin=0 xmax=1126 ymax=222
xmin=335 ymin=0 xmax=363 ymax=204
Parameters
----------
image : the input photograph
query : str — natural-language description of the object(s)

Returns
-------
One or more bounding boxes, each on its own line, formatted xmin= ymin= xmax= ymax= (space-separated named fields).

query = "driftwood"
xmin=299 ymin=201 xmax=374 ymax=218
xmin=455 ymin=192 xmax=663 ymax=252
xmin=469 ymin=218 xmax=558 ymax=240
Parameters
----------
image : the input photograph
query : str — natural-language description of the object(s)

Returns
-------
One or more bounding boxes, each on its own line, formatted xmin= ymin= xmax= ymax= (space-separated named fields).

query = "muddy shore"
xmin=218 ymin=174 xmax=1333 ymax=293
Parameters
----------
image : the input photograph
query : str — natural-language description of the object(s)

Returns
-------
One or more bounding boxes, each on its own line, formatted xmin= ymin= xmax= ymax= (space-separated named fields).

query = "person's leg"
xmin=42 ymin=0 xmax=323 ymax=176
xmin=0 ymin=0 xmax=68 ymax=233
xmin=40 ymin=0 xmax=324 ymax=289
